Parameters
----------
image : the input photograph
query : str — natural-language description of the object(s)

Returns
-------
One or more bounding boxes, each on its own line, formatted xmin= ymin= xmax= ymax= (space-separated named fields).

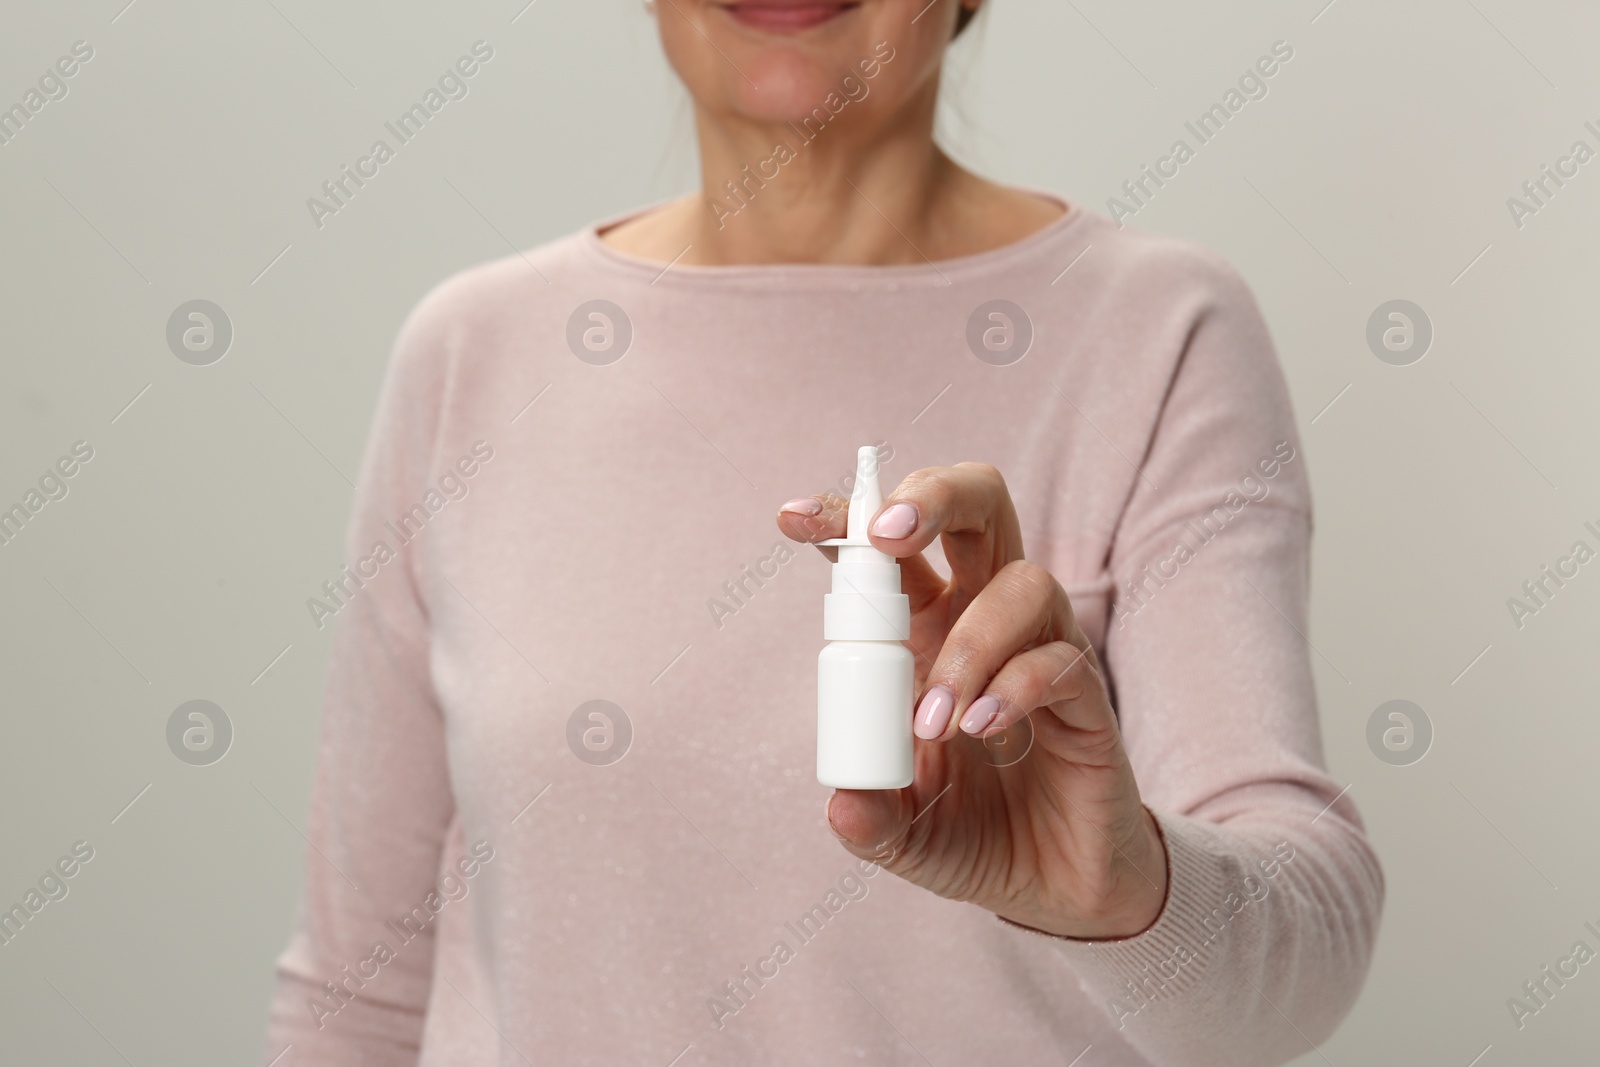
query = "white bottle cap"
xmin=818 ymin=446 xmax=911 ymax=641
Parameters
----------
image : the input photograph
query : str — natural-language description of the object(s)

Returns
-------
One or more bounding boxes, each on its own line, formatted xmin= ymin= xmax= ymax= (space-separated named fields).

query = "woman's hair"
xmin=954 ymin=5 xmax=978 ymax=37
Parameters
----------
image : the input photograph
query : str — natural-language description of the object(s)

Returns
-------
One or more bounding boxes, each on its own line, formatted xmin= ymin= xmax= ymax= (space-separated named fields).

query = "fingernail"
xmin=871 ymin=502 xmax=918 ymax=539
xmin=780 ymin=497 xmax=822 ymax=516
xmin=914 ymin=685 xmax=955 ymax=740
xmin=960 ymin=694 xmax=1001 ymax=734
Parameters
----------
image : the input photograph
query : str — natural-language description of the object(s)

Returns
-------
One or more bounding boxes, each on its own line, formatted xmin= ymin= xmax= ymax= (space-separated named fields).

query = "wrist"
xmin=1091 ymin=806 xmax=1170 ymax=939
xmin=1001 ymin=806 xmax=1170 ymax=941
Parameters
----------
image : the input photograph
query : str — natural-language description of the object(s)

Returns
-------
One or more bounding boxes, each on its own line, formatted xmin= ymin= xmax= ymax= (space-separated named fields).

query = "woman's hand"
xmin=778 ymin=463 xmax=1168 ymax=940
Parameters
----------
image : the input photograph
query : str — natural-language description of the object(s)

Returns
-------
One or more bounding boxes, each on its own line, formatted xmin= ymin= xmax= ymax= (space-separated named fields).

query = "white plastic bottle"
xmin=817 ymin=445 xmax=914 ymax=789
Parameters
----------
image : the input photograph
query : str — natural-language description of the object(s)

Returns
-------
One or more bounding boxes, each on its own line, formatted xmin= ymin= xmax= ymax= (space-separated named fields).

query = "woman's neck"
xmin=602 ymin=92 xmax=1064 ymax=267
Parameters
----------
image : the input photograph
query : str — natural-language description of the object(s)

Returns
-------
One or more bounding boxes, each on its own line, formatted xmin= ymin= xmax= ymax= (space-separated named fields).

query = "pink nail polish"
xmin=914 ymin=685 xmax=954 ymax=740
xmin=871 ymin=502 xmax=918 ymax=539
xmin=960 ymin=694 xmax=1001 ymax=734
xmin=781 ymin=497 xmax=823 ymax=515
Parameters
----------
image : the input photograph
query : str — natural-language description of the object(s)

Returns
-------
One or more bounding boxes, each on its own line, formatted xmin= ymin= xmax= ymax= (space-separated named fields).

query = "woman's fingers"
xmin=776 ymin=491 xmax=946 ymax=608
xmin=912 ymin=559 xmax=1062 ymax=740
xmin=777 ymin=459 xmax=1026 ymax=613
xmin=966 ymin=640 xmax=1115 ymax=751
xmin=867 ymin=462 xmax=1024 ymax=600
xmin=777 ymin=492 xmax=848 ymax=550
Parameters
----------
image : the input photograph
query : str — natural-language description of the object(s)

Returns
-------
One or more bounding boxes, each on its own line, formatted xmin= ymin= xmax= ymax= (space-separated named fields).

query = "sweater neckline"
xmin=577 ymin=188 xmax=1096 ymax=291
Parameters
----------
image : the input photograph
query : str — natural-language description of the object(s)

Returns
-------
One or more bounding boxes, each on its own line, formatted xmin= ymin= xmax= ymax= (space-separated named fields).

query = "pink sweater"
xmin=265 ymin=199 xmax=1382 ymax=1067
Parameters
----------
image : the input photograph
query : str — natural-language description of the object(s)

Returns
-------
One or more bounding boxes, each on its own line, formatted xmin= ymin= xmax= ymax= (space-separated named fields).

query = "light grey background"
xmin=2 ymin=1 xmax=1596 ymax=1064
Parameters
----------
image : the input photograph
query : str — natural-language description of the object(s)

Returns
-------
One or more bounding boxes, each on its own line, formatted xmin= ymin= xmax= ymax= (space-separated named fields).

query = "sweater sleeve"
xmin=1048 ymin=251 xmax=1384 ymax=1067
xmin=261 ymin=287 xmax=460 ymax=1065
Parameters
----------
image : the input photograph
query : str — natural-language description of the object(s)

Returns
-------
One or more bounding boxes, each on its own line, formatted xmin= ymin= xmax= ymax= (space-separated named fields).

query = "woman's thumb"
xmin=826 ymin=789 xmax=910 ymax=865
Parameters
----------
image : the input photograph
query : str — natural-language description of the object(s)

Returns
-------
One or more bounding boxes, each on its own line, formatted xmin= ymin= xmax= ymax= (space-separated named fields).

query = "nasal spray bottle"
xmin=816 ymin=445 xmax=915 ymax=789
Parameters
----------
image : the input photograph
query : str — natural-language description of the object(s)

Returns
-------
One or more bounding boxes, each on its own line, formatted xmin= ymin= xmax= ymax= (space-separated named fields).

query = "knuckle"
xmin=935 ymin=633 xmax=986 ymax=683
xmin=892 ymin=466 xmax=955 ymax=501
xmin=1000 ymin=666 xmax=1050 ymax=712
xmin=956 ymin=460 xmax=1004 ymax=487
xmin=1051 ymin=642 xmax=1096 ymax=697
xmin=958 ymin=460 xmax=1009 ymax=502
xmin=1000 ymin=559 xmax=1055 ymax=598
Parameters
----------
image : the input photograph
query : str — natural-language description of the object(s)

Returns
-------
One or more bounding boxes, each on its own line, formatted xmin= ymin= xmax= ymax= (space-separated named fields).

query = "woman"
xmin=266 ymin=1 xmax=1382 ymax=1064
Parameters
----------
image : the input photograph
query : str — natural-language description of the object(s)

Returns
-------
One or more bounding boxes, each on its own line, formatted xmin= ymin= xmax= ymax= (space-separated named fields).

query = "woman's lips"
xmin=722 ymin=1 xmax=860 ymax=32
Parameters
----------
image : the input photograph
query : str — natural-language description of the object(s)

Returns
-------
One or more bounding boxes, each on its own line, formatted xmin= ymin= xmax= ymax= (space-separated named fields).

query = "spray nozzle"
xmin=818 ymin=445 xmax=909 ymax=641
xmin=819 ymin=445 xmax=894 ymax=562
xmin=841 ymin=445 xmax=883 ymax=546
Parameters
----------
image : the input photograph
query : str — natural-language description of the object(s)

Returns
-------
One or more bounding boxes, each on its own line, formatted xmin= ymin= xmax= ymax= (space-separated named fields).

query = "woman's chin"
xmin=729 ymin=57 xmax=857 ymax=124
